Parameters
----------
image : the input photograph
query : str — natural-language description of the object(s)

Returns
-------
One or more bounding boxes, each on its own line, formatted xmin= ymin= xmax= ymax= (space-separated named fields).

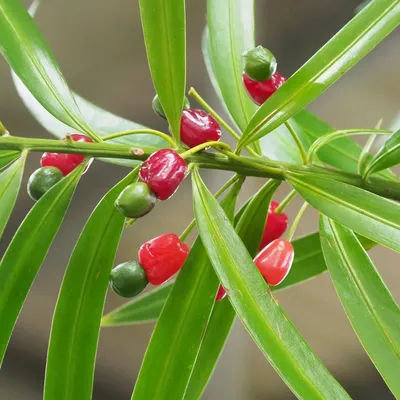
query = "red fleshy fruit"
xmin=242 ymin=71 xmax=286 ymax=106
xmin=216 ymin=285 xmax=227 ymax=302
xmin=139 ymin=149 xmax=187 ymax=200
xmin=180 ymin=109 xmax=222 ymax=148
xmin=138 ymin=233 xmax=189 ymax=285
xmin=253 ymin=238 xmax=294 ymax=286
xmin=260 ymin=201 xmax=288 ymax=250
xmin=41 ymin=134 xmax=93 ymax=176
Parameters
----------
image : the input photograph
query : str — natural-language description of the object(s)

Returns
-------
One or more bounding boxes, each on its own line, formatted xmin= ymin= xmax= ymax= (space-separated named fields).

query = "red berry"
xmin=139 ymin=149 xmax=187 ymax=200
xmin=260 ymin=201 xmax=288 ymax=250
xmin=253 ymin=238 xmax=294 ymax=286
xmin=242 ymin=71 xmax=286 ymax=106
xmin=41 ymin=134 xmax=93 ymax=176
xmin=138 ymin=233 xmax=189 ymax=285
xmin=180 ymin=109 xmax=222 ymax=148
xmin=216 ymin=285 xmax=227 ymax=302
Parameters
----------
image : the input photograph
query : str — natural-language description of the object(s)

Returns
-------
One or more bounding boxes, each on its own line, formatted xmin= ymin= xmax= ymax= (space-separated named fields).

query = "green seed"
xmin=152 ymin=94 xmax=190 ymax=119
xmin=27 ymin=167 xmax=63 ymax=201
xmin=242 ymin=45 xmax=277 ymax=82
xmin=110 ymin=261 xmax=148 ymax=298
xmin=115 ymin=182 xmax=156 ymax=218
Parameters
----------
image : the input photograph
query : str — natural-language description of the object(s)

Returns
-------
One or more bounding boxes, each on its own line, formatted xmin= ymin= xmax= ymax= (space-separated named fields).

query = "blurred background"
xmin=0 ymin=0 xmax=400 ymax=398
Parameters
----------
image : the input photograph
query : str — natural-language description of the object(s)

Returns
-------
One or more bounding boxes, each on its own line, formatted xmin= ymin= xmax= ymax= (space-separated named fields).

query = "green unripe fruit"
xmin=110 ymin=261 xmax=148 ymax=298
xmin=152 ymin=94 xmax=190 ymax=119
xmin=27 ymin=167 xmax=63 ymax=201
xmin=242 ymin=45 xmax=277 ymax=82
xmin=115 ymin=182 xmax=156 ymax=218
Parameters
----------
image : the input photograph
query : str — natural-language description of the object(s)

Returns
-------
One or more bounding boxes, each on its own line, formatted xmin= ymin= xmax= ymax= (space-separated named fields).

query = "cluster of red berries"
xmin=27 ymin=134 xmax=93 ymax=201
xmin=242 ymin=45 xmax=286 ymax=105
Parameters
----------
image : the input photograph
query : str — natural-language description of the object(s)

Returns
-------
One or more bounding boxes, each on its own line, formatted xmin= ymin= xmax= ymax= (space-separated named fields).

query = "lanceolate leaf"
xmin=0 ymin=154 xmax=26 ymax=239
xmin=0 ymin=165 xmax=83 ymax=365
xmin=0 ymin=150 xmax=20 ymax=170
xmin=192 ymin=168 xmax=350 ymax=399
xmin=44 ymin=168 xmax=139 ymax=400
xmin=238 ymin=0 xmax=400 ymax=150
xmin=131 ymin=178 xmax=242 ymax=400
xmin=286 ymin=169 xmax=400 ymax=253
xmin=0 ymin=0 xmax=100 ymax=141
xmin=138 ymin=0 xmax=186 ymax=143
xmin=320 ymin=216 xmax=400 ymax=396
xmin=364 ymin=129 xmax=400 ymax=177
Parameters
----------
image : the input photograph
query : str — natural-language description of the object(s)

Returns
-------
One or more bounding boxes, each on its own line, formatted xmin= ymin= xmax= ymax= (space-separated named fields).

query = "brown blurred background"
xmin=0 ymin=0 xmax=400 ymax=399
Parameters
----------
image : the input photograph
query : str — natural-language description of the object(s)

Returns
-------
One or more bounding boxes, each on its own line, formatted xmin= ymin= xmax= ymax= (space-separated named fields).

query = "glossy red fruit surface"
xmin=215 ymin=285 xmax=227 ymax=302
xmin=40 ymin=134 xmax=93 ymax=176
xmin=139 ymin=149 xmax=187 ymax=200
xmin=180 ymin=109 xmax=222 ymax=148
xmin=253 ymin=238 xmax=294 ymax=286
xmin=242 ymin=71 xmax=286 ymax=106
xmin=138 ymin=233 xmax=189 ymax=285
xmin=260 ymin=201 xmax=288 ymax=250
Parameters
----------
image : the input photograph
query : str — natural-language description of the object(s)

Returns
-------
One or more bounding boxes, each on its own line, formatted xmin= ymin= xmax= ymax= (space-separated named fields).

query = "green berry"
xmin=242 ymin=46 xmax=277 ymax=82
xmin=110 ymin=261 xmax=148 ymax=298
xmin=152 ymin=94 xmax=190 ymax=119
xmin=27 ymin=167 xmax=63 ymax=201
xmin=115 ymin=182 xmax=156 ymax=218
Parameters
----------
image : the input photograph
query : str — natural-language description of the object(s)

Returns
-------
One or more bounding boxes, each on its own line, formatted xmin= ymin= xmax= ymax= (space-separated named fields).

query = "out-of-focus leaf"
xmin=192 ymin=168 xmax=350 ymax=399
xmin=238 ymin=0 xmax=400 ymax=150
xmin=44 ymin=168 xmax=139 ymax=400
xmin=0 ymin=150 xmax=20 ymax=170
xmin=0 ymin=165 xmax=82 ymax=365
xmin=0 ymin=0 xmax=100 ymax=141
xmin=0 ymin=154 xmax=25 ymax=239
xmin=131 ymin=178 xmax=242 ymax=400
xmin=286 ymin=169 xmax=400 ymax=253
xmin=138 ymin=0 xmax=186 ymax=143
xmin=320 ymin=216 xmax=400 ymax=396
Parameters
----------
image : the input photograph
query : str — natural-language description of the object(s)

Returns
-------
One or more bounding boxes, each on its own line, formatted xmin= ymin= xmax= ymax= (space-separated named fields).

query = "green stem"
xmin=102 ymin=129 xmax=175 ymax=148
xmin=275 ymin=190 xmax=297 ymax=214
xmin=307 ymin=129 xmax=391 ymax=164
xmin=180 ymin=141 xmax=232 ymax=159
xmin=286 ymin=202 xmax=308 ymax=242
xmin=284 ymin=121 xmax=308 ymax=165
xmin=188 ymin=87 xmax=260 ymax=158
xmin=179 ymin=174 xmax=241 ymax=242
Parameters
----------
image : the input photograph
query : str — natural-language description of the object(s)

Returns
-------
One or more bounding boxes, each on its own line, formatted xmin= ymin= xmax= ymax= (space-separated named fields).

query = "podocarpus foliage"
xmin=0 ymin=0 xmax=400 ymax=399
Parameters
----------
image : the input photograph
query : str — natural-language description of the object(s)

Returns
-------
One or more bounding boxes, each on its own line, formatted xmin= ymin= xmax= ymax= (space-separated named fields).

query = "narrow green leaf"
xmin=364 ymin=129 xmax=400 ymax=176
xmin=185 ymin=179 xmax=280 ymax=399
xmin=0 ymin=0 xmax=100 ymax=141
xmin=0 ymin=150 xmax=20 ymax=170
xmin=192 ymin=168 xmax=349 ymax=399
xmin=320 ymin=216 xmax=400 ymax=396
xmin=0 ymin=154 xmax=25 ymax=239
xmin=286 ymin=169 xmax=400 ymax=253
xmin=138 ymin=0 xmax=185 ymax=143
xmin=131 ymin=178 xmax=242 ymax=400
xmin=238 ymin=0 xmax=400 ymax=149
xmin=0 ymin=165 xmax=82 ymax=365
xmin=44 ymin=168 xmax=139 ymax=400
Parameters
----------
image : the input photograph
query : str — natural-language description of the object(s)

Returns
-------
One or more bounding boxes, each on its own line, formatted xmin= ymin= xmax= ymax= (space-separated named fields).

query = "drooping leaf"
xmin=0 ymin=154 xmax=26 ymax=239
xmin=364 ymin=129 xmax=400 ymax=176
xmin=138 ymin=0 xmax=186 ymax=143
xmin=0 ymin=150 xmax=20 ymax=170
xmin=286 ymin=169 xmax=400 ymax=253
xmin=237 ymin=0 xmax=400 ymax=150
xmin=44 ymin=168 xmax=139 ymax=400
xmin=0 ymin=0 xmax=100 ymax=141
xmin=192 ymin=168 xmax=350 ymax=399
xmin=0 ymin=165 xmax=83 ymax=365
xmin=131 ymin=178 xmax=242 ymax=400
xmin=320 ymin=216 xmax=400 ymax=396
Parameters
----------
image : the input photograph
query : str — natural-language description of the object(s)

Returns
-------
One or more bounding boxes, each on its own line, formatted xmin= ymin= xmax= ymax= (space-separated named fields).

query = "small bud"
xmin=152 ymin=94 xmax=190 ymax=119
xmin=242 ymin=45 xmax=277 ymax=82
